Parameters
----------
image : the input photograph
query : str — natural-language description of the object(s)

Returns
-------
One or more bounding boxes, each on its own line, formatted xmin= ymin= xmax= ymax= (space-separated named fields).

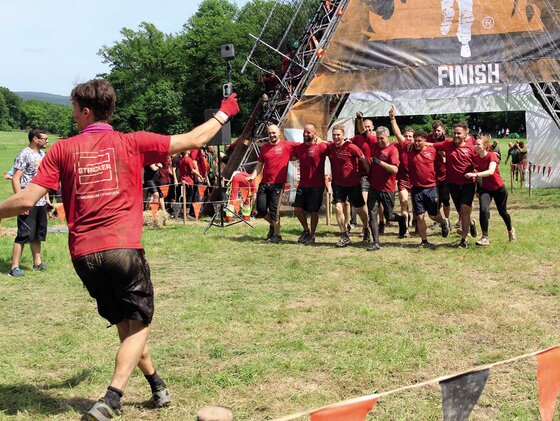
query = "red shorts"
xmin=397 ymin=178 xmax=412 ymax=192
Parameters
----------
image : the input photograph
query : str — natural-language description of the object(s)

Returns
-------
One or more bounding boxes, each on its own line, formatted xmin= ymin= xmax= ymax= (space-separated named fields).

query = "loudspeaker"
xmin=204 ymin=109 xmax=231 ymax=146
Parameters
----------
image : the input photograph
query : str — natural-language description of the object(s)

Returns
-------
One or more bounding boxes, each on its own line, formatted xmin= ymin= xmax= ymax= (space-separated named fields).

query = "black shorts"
xmin=73 ymin=248 xmax=154 ymax=326
xmin=437 ymin=181 xmax=450 ymax=207
xmin=448 ymin=182 xmax=476 ymax=211
xmin=15 ymin=205 xmax=48 ymax=244
xmin=144 ymin=179 xmax=161 ymax=196
xmin=412 ymin=186 xmax=439 ymax=216
xmin=256 ymin=183 xmax=283 ymax=221
xmin=332 ymin=183 xmax=365 ymax=208
xmin=293 ymin=187 xmax=324 ymax=213
xmin=367 ymin=188 xmax=396 ymax=220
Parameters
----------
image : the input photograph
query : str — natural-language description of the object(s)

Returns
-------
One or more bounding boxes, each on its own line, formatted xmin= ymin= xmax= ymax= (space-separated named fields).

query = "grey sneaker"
xmin=8 ymin=267 xmax=24 ymax=277
xmin=336 ymin=235 xmax=351 ymax=247
xmin=83 ymin=399 xmax=122 ymax=421
xmin=33 ymin=262 xmax=48 ymax=271
xmin=441 ymin=218 xmax=450 ymax=238
xmin=153 ymin=388 xmax=171 ymax=408
xmin=367 ymin=242 xmax=381 ymax=251
xmin=417 ymin=241 xmax=434 ymax=250
xmin=475 ymin=236 xmax=490 ymax=246
xmin=508 ymin=227 xmax=516 ymax=242
xmin=267 ymin=234 xmax=282 ymax=244
xmin=298 ymin=230 xmax=310 ymax=244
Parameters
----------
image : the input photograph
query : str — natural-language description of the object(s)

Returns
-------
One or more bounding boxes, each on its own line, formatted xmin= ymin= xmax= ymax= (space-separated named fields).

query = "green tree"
xmin=0 ymin=87 xmax=23 ymax=130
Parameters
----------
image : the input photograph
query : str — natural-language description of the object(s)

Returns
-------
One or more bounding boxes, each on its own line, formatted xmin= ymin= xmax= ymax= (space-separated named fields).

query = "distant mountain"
xmin=15 ymin=92 xmax=71 ymax=106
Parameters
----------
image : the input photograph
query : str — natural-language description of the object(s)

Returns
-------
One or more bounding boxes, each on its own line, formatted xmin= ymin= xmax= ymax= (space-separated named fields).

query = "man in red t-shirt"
xmin=426 ymin=120 xmax=452 ymax=222
xmin=433 ymin=122 xmax=477 ymax=248
xmin=291 ymin=123 xmax=328 ymax=244
xmin=178 ymin=151 xmax=203 ymax=218
xmin=327 ymin=124 xmax=370 ymax=247
xmin=366 ymin=126 xmax=407 ymax=251
xmin=0 ymin=79 xmax=240 ymax=419
xmin=247 ymin=124 xmax=297 ymax=243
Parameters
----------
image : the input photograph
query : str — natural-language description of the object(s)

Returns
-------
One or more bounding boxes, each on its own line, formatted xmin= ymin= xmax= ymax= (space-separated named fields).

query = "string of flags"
xmin=273 ymin=344 xmax=560 ymax=421
xmin=510 ymin=162 xmax=557 ymax=178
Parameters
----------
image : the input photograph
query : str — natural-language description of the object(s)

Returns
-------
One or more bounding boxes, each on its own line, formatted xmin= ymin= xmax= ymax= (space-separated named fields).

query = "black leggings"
xmin=479 ymin=185 xmax=512 ymax=236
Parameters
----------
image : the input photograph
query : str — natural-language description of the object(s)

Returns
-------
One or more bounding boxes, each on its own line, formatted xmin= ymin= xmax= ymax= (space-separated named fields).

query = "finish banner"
xmin=306 ymin=0 xmax=560 ymax=94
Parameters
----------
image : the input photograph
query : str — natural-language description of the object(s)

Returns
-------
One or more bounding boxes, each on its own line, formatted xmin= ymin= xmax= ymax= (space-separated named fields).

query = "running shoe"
xmin=298 ymin=230 xmax=310 ymax=244
xmin=458 ymin=239 xmax=468 ymax=249
xmin=469 ymin=220 xmax=478 ymax=237
xmin=82 ymin=399 xmax=122 ymax=421
xmin=475 ymin=236 xmax=490 ymax=246
xmin=33 ymin=263 xmax=48 ymax=271
xmin=441 ymin=218 xmax=450 ymax=238
xmin=336 ymin=235 xmax=351 ymax=247
xmin=152 ymin=388 xmax=171 ymax=408
xmin=397 ymin=215 xmax=408 ymax=238
xmin=362 ymin=228 xmax=372 ymax=243
xmin=367 ymin=242 xmax=381 ymax=251
xmin=8 ymin=267 xmax=24 ymax=277
xmin=508 ymin=227 xmax=516 ymax=242
xmin=306 ymin=234 xmax=316 ymax=244
xmin=268 ymin=234 xmax=283 ymax=244
xmin=417 ymin=241 xmax=434 ymax=250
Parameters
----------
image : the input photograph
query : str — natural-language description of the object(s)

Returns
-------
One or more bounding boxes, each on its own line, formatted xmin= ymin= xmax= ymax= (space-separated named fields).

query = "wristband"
xmin=215 ymin=110 xmax=229 ymax=124
xmin=212 ymin=116 xmax=224 ymax=126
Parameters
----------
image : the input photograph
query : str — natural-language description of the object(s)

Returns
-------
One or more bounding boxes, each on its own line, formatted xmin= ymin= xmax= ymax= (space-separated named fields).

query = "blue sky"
xmin=0 ymin=0 xmax=248 ymax=96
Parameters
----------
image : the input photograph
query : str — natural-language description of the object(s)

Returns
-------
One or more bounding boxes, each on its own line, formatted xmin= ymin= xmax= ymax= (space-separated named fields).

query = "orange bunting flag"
xmin=150 ymin=202 xmax=159 ymax=219
xmin=160 ymin=185 xmax=169 ymax=198
xmin=54 ymin=203 xmax=66 ymax=222
xmin=197 ymin=185 xmax=207 ymax=200
xmin=191 ymin=202 xmax=202 ymax=220
xmin=233 ymin=199 xmax=241 ymax=214
xmin=536 ymin=346 xmax=560 ymax=421
xmin=310 ymin=397 xmax=378 ymax=421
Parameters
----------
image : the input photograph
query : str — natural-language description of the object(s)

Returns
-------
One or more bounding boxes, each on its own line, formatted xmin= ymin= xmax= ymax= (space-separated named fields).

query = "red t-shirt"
xmin=327 ymin=141 xmax=365 ymax=187
xmin=395 ymin=142 xmax=410 ymax=183
xmin=368 ymin=139 xmax=400 ymax=192
xmin=178 ymin=155 xmax=196 ymax=185
xmin=258 ymin=140 xmax=298 ymax=184
xmin=433 ymin=139 xmax=476 ymax=185
xmin=158 ymin=156 xmax=172 ymax=185
xmin=350 ymin=134 xmax=372 ymax=176
xmin=406 ymin=143 xmax=438 ymax=188
xmin=31 ymin=124 xmax=170 ymax=260
xmin=190 ymin=149 xmax=208 ymax=178
xmin=293 ymin=142 xmax=328 ymax=188
xmin=474 ymin=151 xmax=504 ymax=191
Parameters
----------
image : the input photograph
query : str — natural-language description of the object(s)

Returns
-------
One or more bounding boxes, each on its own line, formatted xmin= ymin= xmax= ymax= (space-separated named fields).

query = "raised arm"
xmin=388 ymin=106 xmax=405 ymax=144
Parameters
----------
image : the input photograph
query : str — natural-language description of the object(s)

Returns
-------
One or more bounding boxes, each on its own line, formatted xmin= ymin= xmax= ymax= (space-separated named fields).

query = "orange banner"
xmin=54 ymin=203 xmax=66 ymax=222
xmin=192 ymin=202 xmax=202 ymax=220
xmin=310 ymin=397 xmax=378 ymax=421
xmin=198 ymin=185 xmax=207 ymax=200
xmin=160 ymin=184 xmax=169 ymax=198
xmin=536 ymin=346 xmax=560 ymax=421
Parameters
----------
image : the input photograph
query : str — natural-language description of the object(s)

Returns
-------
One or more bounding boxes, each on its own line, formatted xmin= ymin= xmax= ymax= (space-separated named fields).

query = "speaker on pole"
xmin=205 ymin=109 xmax=231 ymax=146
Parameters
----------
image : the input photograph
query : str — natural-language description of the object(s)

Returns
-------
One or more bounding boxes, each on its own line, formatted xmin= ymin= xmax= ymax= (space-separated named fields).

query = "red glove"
xmin=219 ymin=93 xmax=239 ymax=118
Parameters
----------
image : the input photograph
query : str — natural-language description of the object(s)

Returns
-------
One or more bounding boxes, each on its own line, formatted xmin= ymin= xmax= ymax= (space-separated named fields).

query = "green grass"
xmin=1 ymin=131 xmax=560 ymax=420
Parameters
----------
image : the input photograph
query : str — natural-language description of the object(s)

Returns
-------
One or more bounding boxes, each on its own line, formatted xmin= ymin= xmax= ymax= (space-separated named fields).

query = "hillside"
xmin=15 ymin=91 xmax=71 ymax=106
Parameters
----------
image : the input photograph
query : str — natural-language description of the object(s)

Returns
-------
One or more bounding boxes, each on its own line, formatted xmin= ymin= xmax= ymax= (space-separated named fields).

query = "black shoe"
xmin=298 ymin=229 xmax=310 ymax=244
xmin=268 ymin=234 xmax=282 ymax=244
xmin=469 ymin=220 xmax=478 ymax=237
xmin=367 ymin=242 xmax=381 ymax=251
xmin=417 ymin=240 xmax=434 ymax=250
xmin=441 ymin=218 xmax=450 ymax=238
xmin=266 ymin=225 xmax=274 ymax=240
xmin=458 ymin=239 xmax=468 ymax=248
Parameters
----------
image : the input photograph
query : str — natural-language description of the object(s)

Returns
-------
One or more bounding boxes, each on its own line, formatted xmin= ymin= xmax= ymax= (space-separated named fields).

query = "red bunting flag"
xmin=198 ymin=185 xmax=207 ymax=200
xmin=150 ymin=202 xmax=159 ymax=219
xmin=538 ymin=166 xmax=541 ymax=173
xmin=54 ymin=203 xmax=66 ymax=222
xmin=310 ymin=396 xmax=378 ymax=421
xmin=191 ymin=202 xmax=202 ymax=220
xmin=536 ymin=346 xmax=560 ymax=421
xmin=548 ymin=167 xmax=552 ymax=177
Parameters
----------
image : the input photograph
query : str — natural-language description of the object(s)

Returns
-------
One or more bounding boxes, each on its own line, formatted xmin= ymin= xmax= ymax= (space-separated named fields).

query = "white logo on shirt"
xmin=74 ymin=149 xmax=119 ymax=199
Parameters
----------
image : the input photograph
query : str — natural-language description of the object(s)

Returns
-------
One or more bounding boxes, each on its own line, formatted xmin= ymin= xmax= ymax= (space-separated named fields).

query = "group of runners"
xmin=248 ymin=108 xmax=516 ymax=250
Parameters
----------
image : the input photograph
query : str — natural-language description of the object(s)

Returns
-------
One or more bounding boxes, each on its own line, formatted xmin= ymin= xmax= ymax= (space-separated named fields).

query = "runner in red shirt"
xmin=427 ymin=120 xmax=452 ymax=223
xmin=433 ymin=122 xmax=478 ymax=248
xmin=327 ymin=124 xmax=370 ymax=247
xmin=178 ymin=151 xmax=203 ymax=218
xmin=247 ymin=124 xmax=297 ymax=243
xmin=291 ymin=123 xmax=328 ymax=244
xmin=0 ymin=79 xmax=240 ymax=419
xmin=365 ymin=126 xmax=407 ymax=250
xmin=465 ymin=136 xmax=516 ymax=246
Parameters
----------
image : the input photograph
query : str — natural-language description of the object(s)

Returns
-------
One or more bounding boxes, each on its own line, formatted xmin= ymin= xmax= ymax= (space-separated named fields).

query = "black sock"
xmin=104 ymin=386 xmax=123 ymax=410
xmin=145 ymin=371 xmax=166 ymax=392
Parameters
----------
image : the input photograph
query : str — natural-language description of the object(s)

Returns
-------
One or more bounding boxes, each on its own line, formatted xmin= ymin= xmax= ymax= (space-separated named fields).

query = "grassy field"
xmin=1 ymin=131 xmax=560 ymax=420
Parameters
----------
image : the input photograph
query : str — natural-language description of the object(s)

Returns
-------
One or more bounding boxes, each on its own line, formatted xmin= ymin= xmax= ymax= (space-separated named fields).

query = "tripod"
xmin=204 ymin=144 xmax=253 ymax=234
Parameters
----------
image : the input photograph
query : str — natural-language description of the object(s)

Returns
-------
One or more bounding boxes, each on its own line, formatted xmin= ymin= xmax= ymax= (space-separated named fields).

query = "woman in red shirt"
xmin=465 ymin=136 xmax=516 ymax=246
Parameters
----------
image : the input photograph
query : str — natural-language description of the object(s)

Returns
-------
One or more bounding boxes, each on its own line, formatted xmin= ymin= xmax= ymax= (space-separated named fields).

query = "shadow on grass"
xmin=0 ymin=370 xmax=95 ymax=416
